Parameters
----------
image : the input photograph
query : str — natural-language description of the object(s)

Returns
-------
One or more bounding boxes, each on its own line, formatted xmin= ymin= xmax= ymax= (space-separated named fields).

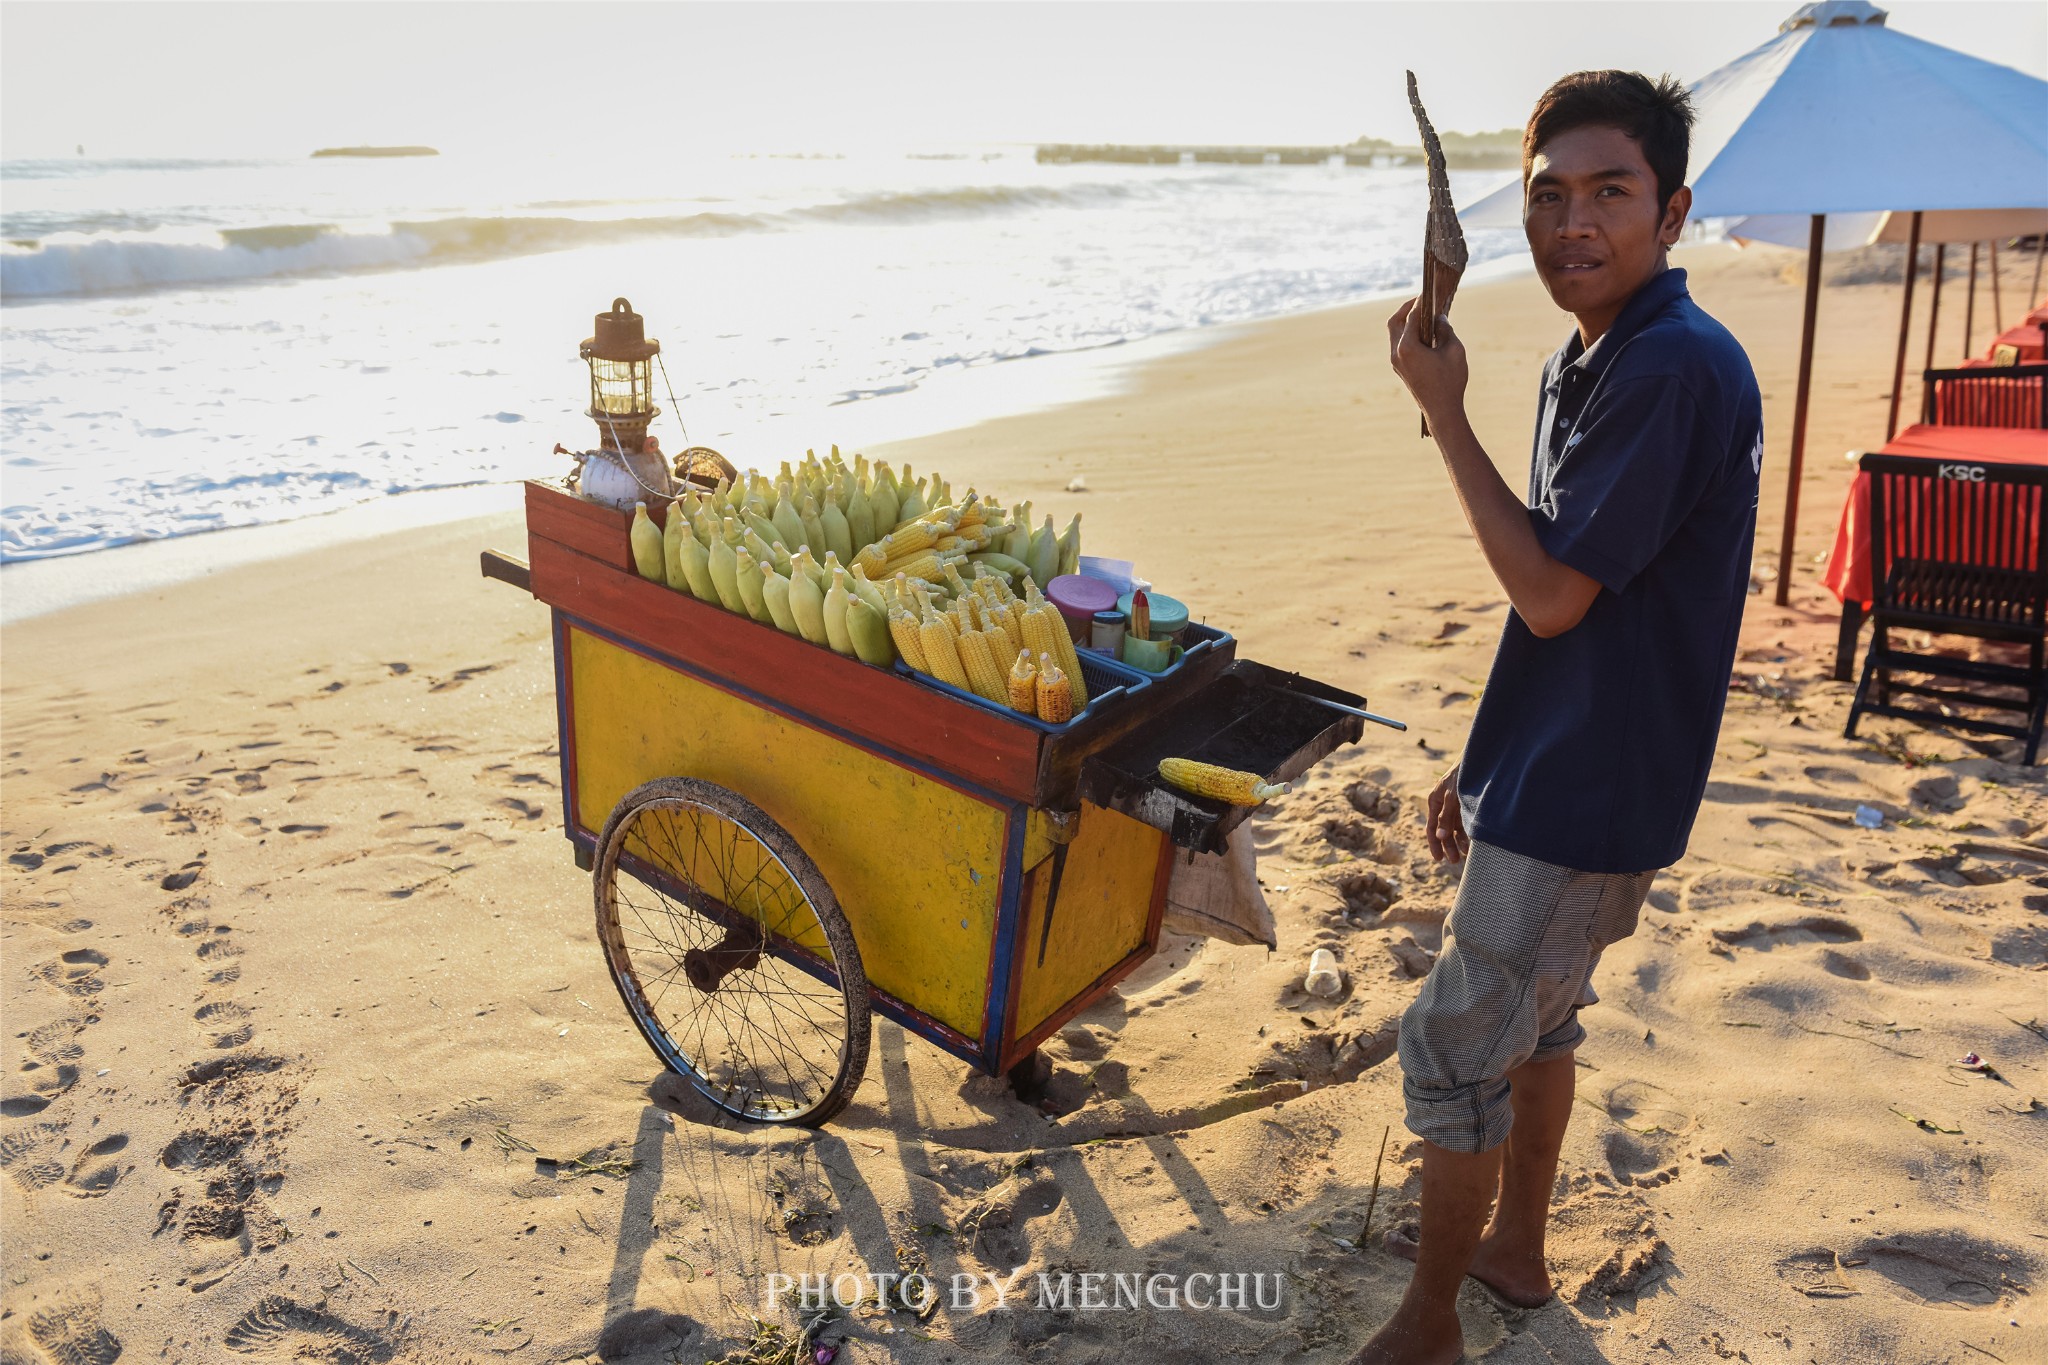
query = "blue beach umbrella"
xmin=1459 ymin=0 xmax=2048 ymax=605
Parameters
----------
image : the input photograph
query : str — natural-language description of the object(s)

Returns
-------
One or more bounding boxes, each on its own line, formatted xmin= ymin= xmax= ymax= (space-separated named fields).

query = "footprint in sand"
xmin=222 ymin=1296 xmax=401 ymax=1362
xmin=195 ymin=1001 xmax=254 ymax=1050
xmin=427 ymin=662 xmax=502 ymax=692
xmin=31 ymin=949 xmax=108 ymax=997
xmin=1846 ymin=1232 xmax=2026 ymax=1310
xmin=1321 ymin=815 xmax=1379 ymax=856
xmin=1710 ymin=916 xmax=1862 ymax=952
xmin=1344 ymin=780 xmax=1403 ymax=822
xmin=61 ymin=1133 xmax=129 ymax=1198
xmin=1991 ymin=924 xmax=2048 ymax=969
xmin=1775 ymin=1248 xmax=1862 ymax=1299
xmin=161 ymin=857 xmax=206 ymax=891
xmin=21 ymin=1287 xmax=122 ymax=1365
xmin=1819 ymin=948 xmax=1873 ymax=981
xmin=1333 ymin=869 xmax=1401 ymax=918
xmin=1602 ymin=1129 xmax=1682 ymax=1189
xmin=0 ymin=1122 xmax=68 ymax=1191
xmin=161 ymin=1122 xmax=255 ymax=1173
xmin=22 ymin=1016 xmax=86 ymax=1066
xmin=1600 ymin=1080 xmax=1695 ymax=1141
xmin=24 ymin=1063 xmax=80 ymax=1101
xmin=195 ymin=936 xmax=242 ymax=965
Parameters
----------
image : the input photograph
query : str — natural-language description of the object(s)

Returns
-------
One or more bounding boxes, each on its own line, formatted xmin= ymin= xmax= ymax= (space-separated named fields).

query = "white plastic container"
xmin=1304 ymin=948 xmax=1344 ymax=998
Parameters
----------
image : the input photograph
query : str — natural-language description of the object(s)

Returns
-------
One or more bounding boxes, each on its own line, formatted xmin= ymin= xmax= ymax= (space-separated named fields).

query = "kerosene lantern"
xmin=574 ymin=297 xmax=674 ymax=508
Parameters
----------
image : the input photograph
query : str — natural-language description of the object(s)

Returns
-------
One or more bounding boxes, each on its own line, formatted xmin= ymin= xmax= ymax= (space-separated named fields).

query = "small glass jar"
xmin=1089 ymin=609 xmax=1128 ymax=656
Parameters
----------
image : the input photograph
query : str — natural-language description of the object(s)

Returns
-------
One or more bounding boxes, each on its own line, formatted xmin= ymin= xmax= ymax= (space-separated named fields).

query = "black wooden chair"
xmin=1845 ymin=452 xmax=2048 ymax=763
xmin=1923 ymin=362 xmax=2048 ymax=428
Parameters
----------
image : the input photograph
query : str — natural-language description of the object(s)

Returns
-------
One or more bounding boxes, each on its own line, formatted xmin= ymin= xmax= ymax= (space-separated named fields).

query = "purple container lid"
xmin=1047 ymin=574 xmax=1118 ymax=623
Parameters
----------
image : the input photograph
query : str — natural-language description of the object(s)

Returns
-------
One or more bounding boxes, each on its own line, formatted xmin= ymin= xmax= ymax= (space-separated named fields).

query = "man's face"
xmin=1523 ymin=124 xmax=1690 ymax=338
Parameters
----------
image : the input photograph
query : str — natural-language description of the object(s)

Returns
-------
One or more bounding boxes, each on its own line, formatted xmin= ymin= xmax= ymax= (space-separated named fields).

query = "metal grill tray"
xmin=1077 ymin=660 xmax=1374 ymax=854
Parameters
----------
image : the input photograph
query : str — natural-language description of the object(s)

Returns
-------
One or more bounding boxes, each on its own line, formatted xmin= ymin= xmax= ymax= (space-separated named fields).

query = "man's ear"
xmin=1660 ymin=185 xmax=1693 ymax=247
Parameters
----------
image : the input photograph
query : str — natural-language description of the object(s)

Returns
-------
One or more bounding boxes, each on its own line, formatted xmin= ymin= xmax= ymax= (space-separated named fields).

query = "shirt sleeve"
xmin=1529 ymin=374 xmax=1716 ymax=596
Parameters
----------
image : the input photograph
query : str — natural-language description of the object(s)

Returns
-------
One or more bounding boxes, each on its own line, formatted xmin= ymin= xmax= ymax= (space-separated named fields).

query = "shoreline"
xmin=0 ymin=252 xmax=1539 ymax=625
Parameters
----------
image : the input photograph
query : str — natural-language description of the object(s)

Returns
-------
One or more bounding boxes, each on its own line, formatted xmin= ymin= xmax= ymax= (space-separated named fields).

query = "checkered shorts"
xmin=1398 ymin=839 xmax=1655 ymax=1154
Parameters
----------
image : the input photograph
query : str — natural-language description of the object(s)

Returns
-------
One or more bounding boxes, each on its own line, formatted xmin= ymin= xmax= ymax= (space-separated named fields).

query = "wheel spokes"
xmin=605 ymin=798 xmax=850 ymax=1120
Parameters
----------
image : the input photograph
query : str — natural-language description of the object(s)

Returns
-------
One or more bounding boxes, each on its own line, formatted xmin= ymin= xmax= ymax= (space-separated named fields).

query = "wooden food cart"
xmin=483 ymin=478 xmax=1382 ymax=1127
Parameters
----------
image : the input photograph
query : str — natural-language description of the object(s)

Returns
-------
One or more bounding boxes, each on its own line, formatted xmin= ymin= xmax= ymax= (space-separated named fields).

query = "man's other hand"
xmin=1388 ymin=297 xmax=1469 ymax=430
xmin=1426 ymin=764 xmax=1469 ymax=863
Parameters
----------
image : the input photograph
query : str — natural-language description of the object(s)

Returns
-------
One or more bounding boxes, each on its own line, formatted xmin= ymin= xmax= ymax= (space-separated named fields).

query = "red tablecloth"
xmin=1822 ymin=425 xmax=2048 ymax=605
xmin=1989 ymin=320 xmax=2047 ymax=363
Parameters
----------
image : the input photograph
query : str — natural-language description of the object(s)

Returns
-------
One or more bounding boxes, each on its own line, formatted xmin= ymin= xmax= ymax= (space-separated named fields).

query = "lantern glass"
xmin=588 ymin=356 xmax=653 ymax=419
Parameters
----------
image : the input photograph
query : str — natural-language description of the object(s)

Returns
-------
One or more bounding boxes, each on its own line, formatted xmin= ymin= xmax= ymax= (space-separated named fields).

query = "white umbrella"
xmin=1460 ymin=0 xmax=2048 ymax=605
xmin=1727 ymin=209 xmax=2048 ymax=250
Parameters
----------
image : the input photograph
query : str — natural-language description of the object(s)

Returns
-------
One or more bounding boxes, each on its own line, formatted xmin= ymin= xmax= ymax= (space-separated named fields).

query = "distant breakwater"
xmin=310 ymin=145 xmax=439 ymax=159
xmin=1035 ymin=143 xmax=1519 ymax=170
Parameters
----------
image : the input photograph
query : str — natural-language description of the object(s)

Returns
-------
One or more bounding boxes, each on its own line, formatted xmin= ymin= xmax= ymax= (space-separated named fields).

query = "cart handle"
xmin=480 ymin=549 xmax=532 ymax=593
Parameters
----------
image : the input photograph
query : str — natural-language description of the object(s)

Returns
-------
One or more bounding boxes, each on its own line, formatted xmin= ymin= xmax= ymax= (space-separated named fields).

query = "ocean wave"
xmin=1 ymin=181 xmax=1146 ymax=300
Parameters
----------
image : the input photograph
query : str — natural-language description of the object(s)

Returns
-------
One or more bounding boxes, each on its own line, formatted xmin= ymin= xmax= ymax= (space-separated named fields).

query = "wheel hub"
xmin=683 ymin=922 xmax=764 ymax=993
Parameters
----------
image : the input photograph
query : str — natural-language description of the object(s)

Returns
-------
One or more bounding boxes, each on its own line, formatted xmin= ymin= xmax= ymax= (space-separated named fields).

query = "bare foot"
xmin=1343 ymin=1301 xmax=1464 ymax=1365
xmin=1382 ymin=1221 xmax=1555 ymax=1309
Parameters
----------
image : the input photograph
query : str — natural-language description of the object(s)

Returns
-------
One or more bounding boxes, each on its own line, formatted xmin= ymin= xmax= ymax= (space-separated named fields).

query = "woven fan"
xmin=1408 ymin=70 xmax=1469 ymax=435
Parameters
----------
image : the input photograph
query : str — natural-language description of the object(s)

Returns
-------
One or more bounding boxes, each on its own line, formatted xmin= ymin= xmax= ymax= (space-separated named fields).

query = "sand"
xmin=3 ymin=243 xmax=2044 ymax=1365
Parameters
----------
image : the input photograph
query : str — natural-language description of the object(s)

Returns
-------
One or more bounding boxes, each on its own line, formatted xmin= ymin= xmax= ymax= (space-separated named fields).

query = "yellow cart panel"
xmin=567 ymin=622 xmax=1010 ymax=1045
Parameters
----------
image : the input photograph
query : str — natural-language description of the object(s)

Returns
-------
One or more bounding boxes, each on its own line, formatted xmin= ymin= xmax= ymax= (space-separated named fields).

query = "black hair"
xmin=1523 ymin=71 xmax=1696 ymax=210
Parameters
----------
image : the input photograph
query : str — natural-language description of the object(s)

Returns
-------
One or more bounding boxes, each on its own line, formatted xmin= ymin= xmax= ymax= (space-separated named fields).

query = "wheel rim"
xmin=598 ymin=793 xmax=858 ymax=1124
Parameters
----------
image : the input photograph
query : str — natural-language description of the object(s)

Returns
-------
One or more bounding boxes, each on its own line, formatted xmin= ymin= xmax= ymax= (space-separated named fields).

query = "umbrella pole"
xmin=1989 ymin=241 xmax=2003 ymax=333
xmin=1774 ymin=213 xmax=1825 ymax=608
xmin=1923 ymin=243 xmax=1945 ymax=373
xmin=2031 ymin=236 xmax=2044 ymax=307
xmin=1886 ymin=211 xmax=1921 ymax=440
xmin=1962 ymin=243 xmax=1978 ymax=358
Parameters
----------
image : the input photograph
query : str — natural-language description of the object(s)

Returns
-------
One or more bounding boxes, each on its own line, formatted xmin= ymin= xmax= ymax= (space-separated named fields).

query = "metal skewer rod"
xmin=1306 ymin=697 xmax=1409 ymax=731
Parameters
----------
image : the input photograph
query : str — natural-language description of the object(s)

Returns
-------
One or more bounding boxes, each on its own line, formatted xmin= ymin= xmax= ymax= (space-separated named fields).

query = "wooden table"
xmin=1824 ymin=424 xmax=2048 ymax=678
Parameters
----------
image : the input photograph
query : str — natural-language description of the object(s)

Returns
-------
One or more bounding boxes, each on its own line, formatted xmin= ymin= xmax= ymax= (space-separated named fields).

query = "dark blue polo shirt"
xmin=1457 ymin=267 xmax=1763 ymax=875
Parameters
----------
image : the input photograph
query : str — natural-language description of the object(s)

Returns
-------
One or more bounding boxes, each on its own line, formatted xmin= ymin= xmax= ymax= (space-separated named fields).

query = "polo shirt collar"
xmin=1556 ymin=266 xmax=1690 ymax=379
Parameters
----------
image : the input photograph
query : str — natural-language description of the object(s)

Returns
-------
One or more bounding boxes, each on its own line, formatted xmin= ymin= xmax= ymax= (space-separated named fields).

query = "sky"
xmin=2 ymin=0 xmax=2044 ymax=161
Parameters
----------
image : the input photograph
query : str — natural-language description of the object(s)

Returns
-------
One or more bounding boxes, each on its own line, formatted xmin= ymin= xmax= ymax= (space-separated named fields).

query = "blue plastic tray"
xmin=896 ymin=646 xmax=1151 ymax=734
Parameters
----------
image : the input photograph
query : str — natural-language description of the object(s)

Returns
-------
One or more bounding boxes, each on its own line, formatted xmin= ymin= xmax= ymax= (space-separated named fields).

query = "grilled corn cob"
xmin=1035 ymin=658 xmax=1073 ymax=723
xmin=1007 ymin=651 xmax=1038 ymax=713
xmin=1157 ymin=759 xmax=1290 ymax=806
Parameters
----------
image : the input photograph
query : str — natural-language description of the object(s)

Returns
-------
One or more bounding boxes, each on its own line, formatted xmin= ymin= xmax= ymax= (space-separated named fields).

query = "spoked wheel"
xmin=593 ymin=778 xmax=871 ymax=1126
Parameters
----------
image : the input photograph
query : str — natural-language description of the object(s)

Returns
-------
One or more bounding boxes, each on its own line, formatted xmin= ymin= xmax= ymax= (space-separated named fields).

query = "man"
xmin=1353 ymin=70 xmax=1763 ymax=1365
